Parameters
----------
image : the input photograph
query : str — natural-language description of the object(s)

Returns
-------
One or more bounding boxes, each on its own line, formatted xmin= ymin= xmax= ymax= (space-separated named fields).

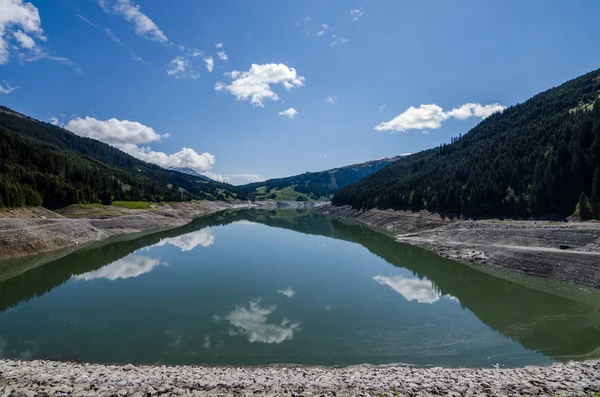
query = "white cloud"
xmin=375 ymin=102 xmax=506 ymax=133
xmin=0 ymin=82 xmax=18 ymax=94
xmin=217 ymin=50 xmax=228 ymax=61
xmin=151 ymin=228 xmax=215 ymax=252
xmin=65 ymin=116 xmax=218 ymax=174
xmin=277 ymin=287 xmax=295 ymax=298
xmin=373 ymin=275 xmax=440 ymax=304
xmin=188 ymin=48 xmax=203 ymax=57
xmin=316 ymin=24 xmax=329 ymax=36
xmin=75 ymin=255 xmax=168 ymax=281
xmin=379 ymin=104 xmax=386 ymax=112
xmin=203 ymin=56 xmax=214 ymax=72
xmin=215 ymin=42 xmax=223 ymax=49
xmin=104 ymin=28 xmax=121 ymax=44
xmin=98 ymin=0 xmax=168 ymax=43
xmin=350 ymin=8 xmax=364 ymax=22
xmin=318 ymin=154 xmax=328 ymax=158
xmin=203 ymin=335 xmax=211 ymax=349
xmin=223 ymin=298 xmax=300 ymax=344
xmin=278 ymin=107 xmax=298 ymax=119
xmin=65 ymin=116 xmax=164 ymax=146
xmin=0 ymin=0 xmax=46 ymax=64
xmin=167 ymin=56 xmax=200 ymax=79
xmin=216 ymin=63 xmax=305 ymax=107
xmin=330 ymin=35 xmax=348 ymax=46
xmin=422 ymin=130 xmax=430 ymax=135
xmin=325 ymin=95 xmax=336 ymax=104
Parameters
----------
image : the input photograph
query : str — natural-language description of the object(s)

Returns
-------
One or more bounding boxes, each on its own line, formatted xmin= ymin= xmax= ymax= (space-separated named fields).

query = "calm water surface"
xmin=0 ymin=210 xmax=599 ymax=367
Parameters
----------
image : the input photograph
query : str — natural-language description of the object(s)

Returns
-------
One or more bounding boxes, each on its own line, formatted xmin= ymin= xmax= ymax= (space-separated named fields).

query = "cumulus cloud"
xmin=203 ymin=56 xmax=214 ymax=72
xmin=215 ymin=42 xmax=223 ymax=49
xmin=217 ymin=50 xmax=228 ymax=61
xmin=325 ymin=95 xmax=336 ymax=104
xmin=316 ymin=24 xmax=329 ymax=36
xmin=151 ymin=228 xmax=215 ymax=252
xmin=373 ymin=275 xmax=440 ymax=304
xmin=223 ymin=298 xmax=300 ymax=344
xmin=0 ymin=0 xmax=46 ymax=64
xmin=278 ymin=107 xmax=298 ymax=119
xmin=98 ymin=0 xmax=168 ymax=43
xmin=215 ymin=63 xmax=305 ymax=107
xmin=65 ymin=116 xmax=218 ymax=174
xmin=0 ymin=82 xmax=18 ymax=94
xmin=375 ymin=102 xmax=506 ymax=132
xmin=65 ymin=116 xmax=164 ymax=145
xmin=277 ymin=287 xmax=296 ymax=298
xmin=350 ymin=8 xmax=364 ymax=22
xmin=167 ymin=56 xmax=200 ymax=79
xmin=75 ymin=255 xmax=168 ymax=281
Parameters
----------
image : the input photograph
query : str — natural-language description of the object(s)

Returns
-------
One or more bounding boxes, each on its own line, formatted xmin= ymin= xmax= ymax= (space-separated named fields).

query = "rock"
xmin=123 ymin=364 xmax=136 ymax=372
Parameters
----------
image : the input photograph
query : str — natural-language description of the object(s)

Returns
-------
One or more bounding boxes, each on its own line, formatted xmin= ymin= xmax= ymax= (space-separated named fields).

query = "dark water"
xmin=0 ymin=210 xmax=599 ymax=367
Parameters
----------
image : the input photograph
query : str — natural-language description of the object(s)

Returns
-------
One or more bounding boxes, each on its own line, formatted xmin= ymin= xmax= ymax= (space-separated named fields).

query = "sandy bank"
xmin=0 ymin=359 xmax=598 ymax=396
xmin=316 ymin=205 xmax=600 ymax=289
xmin=0 ymin=201 xmax=255 ymax=264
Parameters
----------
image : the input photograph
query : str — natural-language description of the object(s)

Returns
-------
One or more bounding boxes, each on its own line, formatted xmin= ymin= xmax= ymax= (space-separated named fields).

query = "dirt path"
xmin=316 ymin=205 xmax=600 ymax=289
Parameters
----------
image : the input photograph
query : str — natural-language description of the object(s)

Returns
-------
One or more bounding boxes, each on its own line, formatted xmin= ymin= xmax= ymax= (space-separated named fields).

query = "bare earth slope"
xmin=0 ymin=202 xmax=248 ymax=263
xmin=316 ymin=205 xmax=600 ymax=289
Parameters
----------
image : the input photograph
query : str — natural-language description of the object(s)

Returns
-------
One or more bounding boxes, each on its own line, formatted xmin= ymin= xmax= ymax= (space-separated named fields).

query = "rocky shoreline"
xmin=1 ymin=359 xmax=599 ymax=396
xmin=315 ymin=205 xmax=600 ymax=289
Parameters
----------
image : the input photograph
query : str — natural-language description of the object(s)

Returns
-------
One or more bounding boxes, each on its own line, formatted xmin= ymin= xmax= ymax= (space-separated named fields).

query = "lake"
xmin=0 ymin=209 xmax=599 ymax=367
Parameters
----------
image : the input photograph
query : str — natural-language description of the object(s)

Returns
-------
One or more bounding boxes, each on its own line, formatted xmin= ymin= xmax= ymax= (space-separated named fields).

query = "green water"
xmin=0 ymin=210 xmax=599 ymax=367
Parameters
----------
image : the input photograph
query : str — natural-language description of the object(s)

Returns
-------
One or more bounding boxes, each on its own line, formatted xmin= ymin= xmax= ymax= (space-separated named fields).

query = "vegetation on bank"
xmin=0 ymin=107 xmax=244 ymax=209
xmin=239 ymin=157 xmax=400 ymax=201
xmin=333 ymin=68 xmax=600 ymax=220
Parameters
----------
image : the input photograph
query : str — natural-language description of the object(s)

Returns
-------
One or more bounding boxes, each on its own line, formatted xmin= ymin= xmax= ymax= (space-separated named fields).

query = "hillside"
xmin=240 ymin=157 xmax=401 ymax=201
xmin=0 ymin=107 xmax=242 ymax=209
xmin=333 ymin=68 xmax=600 ymax=219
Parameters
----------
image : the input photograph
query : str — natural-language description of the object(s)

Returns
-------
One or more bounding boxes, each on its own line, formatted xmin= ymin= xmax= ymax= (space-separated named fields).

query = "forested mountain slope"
xmin=333 ymin=69 xmax=600 ymax=219
xmin=0 ymin=107 xmax=241 ymax=209
xmin=240 ymin=157 xmax=401 ymax=201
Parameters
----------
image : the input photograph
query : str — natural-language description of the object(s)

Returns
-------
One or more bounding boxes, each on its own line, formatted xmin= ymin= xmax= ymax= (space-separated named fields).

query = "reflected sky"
xmin=148 ymin=227 xmax=215 ymax=251
xmin=74 ymin=255 xmax=168 ymax=281
xmin=218 ymin=298 xmax=301 ymax=344
xmin=373 ymin=275 xmax=455 ymax=304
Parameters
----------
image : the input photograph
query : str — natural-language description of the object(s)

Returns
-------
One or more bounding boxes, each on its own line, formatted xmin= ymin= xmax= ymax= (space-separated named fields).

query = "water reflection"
xmin=373 ymin=275 xmax=442 ymax=304
xmin=219 ymin=298 xmax=301 ymax=344
xmin=0 ymin=209 xmax=599 ymax=363
xmin=75 ymin=255 xmax=168 ymax=281
xmin=277 ymin=287 xmax=296 ymax=298
xmin=149 ymin=227 xmax=214 ymax=251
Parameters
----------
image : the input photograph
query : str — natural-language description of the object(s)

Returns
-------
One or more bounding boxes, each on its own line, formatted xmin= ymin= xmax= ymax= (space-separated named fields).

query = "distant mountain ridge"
xmin=168 ymin=167 xmax=213 ymax=181
xmin=333 ymin=68 xmax=600 ymax=219
xmin=240 ymin=156 xmax=403 ymax=201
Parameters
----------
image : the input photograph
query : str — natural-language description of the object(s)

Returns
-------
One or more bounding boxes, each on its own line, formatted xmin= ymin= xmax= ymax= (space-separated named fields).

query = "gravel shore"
xmin=1 ymin=360 xmax=599 ymax=396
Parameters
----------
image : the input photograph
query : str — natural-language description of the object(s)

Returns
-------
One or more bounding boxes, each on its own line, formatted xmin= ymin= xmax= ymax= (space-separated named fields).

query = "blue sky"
xmin=1 ymin=0 xmax=599 ymax=185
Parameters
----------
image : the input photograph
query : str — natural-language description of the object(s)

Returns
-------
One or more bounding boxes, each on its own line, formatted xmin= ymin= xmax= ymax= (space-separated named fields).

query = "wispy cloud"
xmin=97 ymin=0 xmax=168 ymax=44
xmin=325 ymin=95 xmax=337 ymax=104
xmin=330 ymin=35 xmax=348 ymax=46
xmin=0 ymin=82 xmax=18 ymax=94
xmin=167 ymin=56 xmax=200 ymax=79
xmin=350 ymin=8 xmax=364 ymax=22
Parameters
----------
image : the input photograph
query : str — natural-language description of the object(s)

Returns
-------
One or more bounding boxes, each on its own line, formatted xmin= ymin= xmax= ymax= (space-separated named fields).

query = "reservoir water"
xmin=0 ymin=210 xmax=599 ymax=367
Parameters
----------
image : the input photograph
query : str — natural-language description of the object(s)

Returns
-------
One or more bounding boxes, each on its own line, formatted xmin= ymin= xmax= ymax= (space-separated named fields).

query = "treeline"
xmin=0 ymin=108 xmax=242 ymax=209
xmin=333 ymin=68 xmax=600 ymax=219
xmin=240 ymin=157 xmax=399 ymax=199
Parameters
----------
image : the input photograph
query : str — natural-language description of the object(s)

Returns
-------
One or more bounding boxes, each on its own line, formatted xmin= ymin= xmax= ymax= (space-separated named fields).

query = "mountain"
xmin=168 ymin=167 xmax=213 ymax=181
xmin=0 ymin=106 xmax=243 ymax=209
xmin=239 ymin=156 xmax=402 ymax=201
xmin=333 ymin=68 xmax=600 ymax=219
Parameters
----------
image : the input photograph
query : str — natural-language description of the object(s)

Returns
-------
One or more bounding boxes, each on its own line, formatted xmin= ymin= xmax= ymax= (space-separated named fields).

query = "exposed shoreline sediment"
xmin=1 ymin=359 xmax=598 ymax=396
xmin=315 ymin=204 xmax=600 ymax=289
